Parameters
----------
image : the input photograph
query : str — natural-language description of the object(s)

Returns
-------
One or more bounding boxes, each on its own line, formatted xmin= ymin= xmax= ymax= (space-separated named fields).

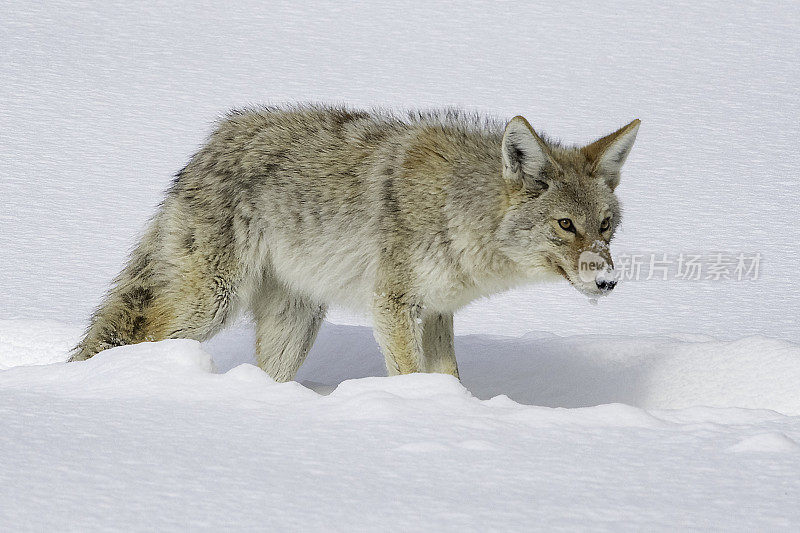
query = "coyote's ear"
xmin=502 ymin=116 xmax=551 ymax=180
xmin=582 ymin=119 xmax=640 ymax=190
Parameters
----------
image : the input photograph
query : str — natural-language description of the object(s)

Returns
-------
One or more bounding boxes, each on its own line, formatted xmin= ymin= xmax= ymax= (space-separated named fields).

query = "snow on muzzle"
xmin=578 ymin=249 xmax=617 ymax=293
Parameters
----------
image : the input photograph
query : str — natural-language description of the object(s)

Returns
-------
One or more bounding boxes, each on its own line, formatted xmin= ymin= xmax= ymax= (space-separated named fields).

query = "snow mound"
xmin=727 ymin=432 xmax=800 ymax=454
xmin=332 ymin=373 xmax=468 ymax=400
xmin=455 ymin=333 xmax=800 ymax=414
xmin=3 ymin=320 xmax=800 ymax=415
xmin=0 ymin=338 xmax=214 ymax=398
xmin=0 ymin=333 xmax=316 ymax=406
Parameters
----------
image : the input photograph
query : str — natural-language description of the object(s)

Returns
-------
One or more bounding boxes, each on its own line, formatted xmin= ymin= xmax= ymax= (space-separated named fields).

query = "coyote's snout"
xmin=72 ymin=105 xmax=639 ymax=380
xmin=577 ymin=248 xmax=617 ymax=294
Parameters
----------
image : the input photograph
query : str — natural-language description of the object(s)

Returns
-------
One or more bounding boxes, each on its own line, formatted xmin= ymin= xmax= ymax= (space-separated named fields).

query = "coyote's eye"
xmin=558 ymin=218 xmax=575 ymax=233
xmin=600 ymin=218 xmax=611 ymax=232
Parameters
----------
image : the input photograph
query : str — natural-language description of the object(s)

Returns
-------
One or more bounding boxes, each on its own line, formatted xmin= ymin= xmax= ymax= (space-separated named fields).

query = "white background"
xmin=3 ymin=1 xmax=799 ymax=340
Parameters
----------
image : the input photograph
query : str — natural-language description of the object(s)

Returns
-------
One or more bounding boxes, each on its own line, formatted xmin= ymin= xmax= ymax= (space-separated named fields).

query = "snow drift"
xmin=1 ymin=320 xmax=798 ymax=531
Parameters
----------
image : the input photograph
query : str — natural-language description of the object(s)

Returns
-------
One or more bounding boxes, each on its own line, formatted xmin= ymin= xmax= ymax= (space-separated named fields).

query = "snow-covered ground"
xmin=2 ymin=319 xmax=800 ymax=531
xmin=2 ymin=1 xmax=800 ymax=530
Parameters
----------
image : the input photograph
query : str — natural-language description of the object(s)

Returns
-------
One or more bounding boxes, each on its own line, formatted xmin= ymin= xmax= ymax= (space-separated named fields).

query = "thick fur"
xmin=71 ymin=104 xmax=639 ymax=380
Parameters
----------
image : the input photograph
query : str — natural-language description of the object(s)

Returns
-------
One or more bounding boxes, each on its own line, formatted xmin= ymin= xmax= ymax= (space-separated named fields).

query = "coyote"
xmin=71 ymin=105 xmax=639 ymax=380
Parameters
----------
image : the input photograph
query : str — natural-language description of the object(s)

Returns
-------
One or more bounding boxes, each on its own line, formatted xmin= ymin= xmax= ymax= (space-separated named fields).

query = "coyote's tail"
xmin=69 ymin=224 xmax=166 ymax=362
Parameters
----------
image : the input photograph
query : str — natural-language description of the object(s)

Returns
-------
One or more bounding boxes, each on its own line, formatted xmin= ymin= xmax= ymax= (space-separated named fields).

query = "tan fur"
xmin=582 ymin=119 xmax=641 ymax=163
xmin=71 ymin=105 xmax=639 ymax=381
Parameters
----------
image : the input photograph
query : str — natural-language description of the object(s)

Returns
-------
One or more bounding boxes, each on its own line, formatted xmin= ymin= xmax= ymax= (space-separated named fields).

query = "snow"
xmin=2 ymin=1 xmax=799 ymax=342
xmin=3 ymin=0 xmax=800 ymax=530
xmin=2 ymin=320 xmax=800 ymax=530
xmin=727 ymin=433 xmax=800 ymax=454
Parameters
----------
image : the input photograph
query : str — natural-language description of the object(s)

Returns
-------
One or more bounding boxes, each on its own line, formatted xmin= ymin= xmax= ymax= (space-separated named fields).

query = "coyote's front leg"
xmin=372 ymin=292 xmax=425 ymax=376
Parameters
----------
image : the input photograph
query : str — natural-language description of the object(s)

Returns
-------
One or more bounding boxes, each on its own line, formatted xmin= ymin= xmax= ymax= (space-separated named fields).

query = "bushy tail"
xmin=69 ymin=281 xmax=159 ymax=361
xmin=69 ymin=205 xmax=240 ymax=362
xmin=70 ymin=225 xmax=167 ymax=362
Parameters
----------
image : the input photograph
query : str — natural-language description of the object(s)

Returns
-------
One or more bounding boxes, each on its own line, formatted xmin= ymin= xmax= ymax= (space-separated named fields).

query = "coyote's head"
xmin=497 ymin=116 xmax=640 ymax=297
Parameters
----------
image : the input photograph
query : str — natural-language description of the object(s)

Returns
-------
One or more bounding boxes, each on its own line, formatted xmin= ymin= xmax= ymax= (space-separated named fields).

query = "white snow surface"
xmin=3 ymin=1 xmax=800 ymax=530
xmin=2 ymin=319 xmax=800 ymax=531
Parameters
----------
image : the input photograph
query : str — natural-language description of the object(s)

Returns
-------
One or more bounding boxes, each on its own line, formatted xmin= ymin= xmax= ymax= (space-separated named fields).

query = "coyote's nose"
xmin=596 ymin=279 xmax=616 ymax=292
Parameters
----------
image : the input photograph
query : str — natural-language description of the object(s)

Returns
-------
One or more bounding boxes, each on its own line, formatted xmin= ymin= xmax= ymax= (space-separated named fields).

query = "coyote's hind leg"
xmin=422 ymin=312 xmax=459 ymax=378
xmin=251 ymin=275 xmax=326 ymax=382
